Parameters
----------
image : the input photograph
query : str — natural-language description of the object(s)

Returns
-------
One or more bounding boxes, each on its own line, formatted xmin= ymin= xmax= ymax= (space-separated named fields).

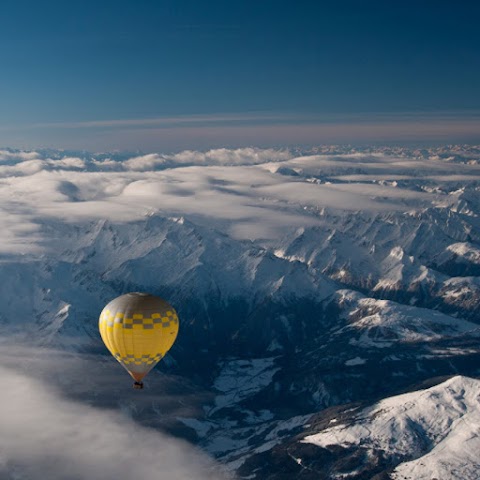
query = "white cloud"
xmin=0 ymin=150 xmax=40 ymax=163
xmin=167 ymin=147 xmax=292 ymax=165
xmin=0 ymin=159 xmax=48 ymax=176
xmin=53 ymin=156 xmax=86 ymax=169
xmin=0 ymin=146 xmax=479 ymax=254
xmin=124 ymin=153 xmax=167 ymax=171
xmin=0 ymin=345 xmax=227 ymax=480
xmin=122 ymin=148 xmax=292 ymax=171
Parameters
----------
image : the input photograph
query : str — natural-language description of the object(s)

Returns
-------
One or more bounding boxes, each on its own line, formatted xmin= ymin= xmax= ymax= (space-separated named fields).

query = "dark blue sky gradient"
xmin=0 ymin=1 xmax=479 ymax=149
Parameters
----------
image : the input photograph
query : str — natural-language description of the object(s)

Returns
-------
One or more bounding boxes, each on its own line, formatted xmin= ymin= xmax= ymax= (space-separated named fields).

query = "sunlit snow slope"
xmin=304 ymin=376 xmax=480 ymax=480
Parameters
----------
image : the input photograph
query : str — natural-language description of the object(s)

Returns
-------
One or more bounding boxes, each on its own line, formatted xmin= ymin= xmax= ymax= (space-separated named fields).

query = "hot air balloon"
xmin=99 ymin=292 xmax=179 ymax=389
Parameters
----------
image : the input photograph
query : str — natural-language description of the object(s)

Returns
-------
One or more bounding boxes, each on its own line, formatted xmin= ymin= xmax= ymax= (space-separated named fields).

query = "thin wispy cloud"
xmin=20 ymin=113 xmax=285 ymax=130
xmin=7 ymin=110 xmax=480 ymax=130
xmin=2 ymin=112 xmax=479 ymax=151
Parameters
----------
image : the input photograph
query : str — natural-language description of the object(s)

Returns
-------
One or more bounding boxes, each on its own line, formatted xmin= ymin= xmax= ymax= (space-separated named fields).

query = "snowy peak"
xmin=436 ymin=242 xmax=480 ymax=277
xmin=335 ymin=290 xmax=479 ymax=347
xmin=446 ymin=242 xmax=480 ymax=265
xmin=303 ymin=375 xmax=480 ymax=479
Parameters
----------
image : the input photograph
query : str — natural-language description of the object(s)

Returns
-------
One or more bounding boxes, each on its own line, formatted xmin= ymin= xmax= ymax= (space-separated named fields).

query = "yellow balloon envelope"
xmin=99 ymin=292 xmax=179 ymax=387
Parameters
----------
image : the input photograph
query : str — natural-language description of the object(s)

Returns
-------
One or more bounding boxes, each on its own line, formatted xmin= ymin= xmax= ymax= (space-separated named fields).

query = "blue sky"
xmin=1 ymin=0 xmax=479 ymax=150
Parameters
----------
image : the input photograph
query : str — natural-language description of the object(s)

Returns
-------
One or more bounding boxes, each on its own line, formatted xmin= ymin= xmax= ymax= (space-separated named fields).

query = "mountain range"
xmin=0 ymin=145 xmax=479 ymax=479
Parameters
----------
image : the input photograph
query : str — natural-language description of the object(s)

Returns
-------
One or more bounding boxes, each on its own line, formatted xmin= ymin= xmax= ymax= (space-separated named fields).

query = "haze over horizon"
xmin=1 ymin=0 xmax=479 ymax=150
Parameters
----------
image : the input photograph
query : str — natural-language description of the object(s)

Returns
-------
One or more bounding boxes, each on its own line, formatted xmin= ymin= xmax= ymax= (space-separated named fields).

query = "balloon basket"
xmin=133 ymin=381 xmax=144 ymax=390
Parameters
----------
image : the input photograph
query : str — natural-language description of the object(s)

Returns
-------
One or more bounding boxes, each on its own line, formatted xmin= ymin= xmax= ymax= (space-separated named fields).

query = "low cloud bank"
xmin=124 ymin=147 xmax=291 ymax=171
xmin=0 ymin=145 xmax=479 ymax=255
xmin=0 ymin=346 xmax=227 ymax=480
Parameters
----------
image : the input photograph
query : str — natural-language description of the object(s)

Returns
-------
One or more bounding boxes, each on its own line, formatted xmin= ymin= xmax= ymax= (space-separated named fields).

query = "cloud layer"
xmin=0 ymin=344 xmax=226 ymax=480
xmin=0 ymin=145 xmax=479 ymax=254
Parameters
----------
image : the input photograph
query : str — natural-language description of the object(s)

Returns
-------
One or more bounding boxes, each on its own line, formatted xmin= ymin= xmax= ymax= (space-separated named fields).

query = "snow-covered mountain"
xmin=237 ymin=375 xmax=480 ymax=479
xmin=1 ymin=145 xmax=480 ymax=479
xmin=302 ymin=375 xmax=480 ymax=479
